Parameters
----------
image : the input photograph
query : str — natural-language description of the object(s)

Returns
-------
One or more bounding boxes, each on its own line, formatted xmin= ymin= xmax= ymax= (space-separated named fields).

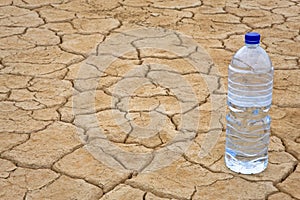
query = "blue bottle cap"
xmin=245 ymin=32 xmax=260 ymax=44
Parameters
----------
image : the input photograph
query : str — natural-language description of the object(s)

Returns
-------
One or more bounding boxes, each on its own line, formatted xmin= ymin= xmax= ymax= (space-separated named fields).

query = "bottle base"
xmin=225 ymin=153 xmax=268 ymax=174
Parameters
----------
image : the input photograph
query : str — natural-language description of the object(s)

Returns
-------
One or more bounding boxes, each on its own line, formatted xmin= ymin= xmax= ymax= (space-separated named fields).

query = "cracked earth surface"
xmin=0 ymin=0 xmax=299 ymax=200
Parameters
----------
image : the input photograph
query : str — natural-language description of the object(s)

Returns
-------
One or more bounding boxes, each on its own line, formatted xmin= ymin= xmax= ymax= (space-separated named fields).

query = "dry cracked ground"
xmin=0 ymin=0 xmax=299 ymax=200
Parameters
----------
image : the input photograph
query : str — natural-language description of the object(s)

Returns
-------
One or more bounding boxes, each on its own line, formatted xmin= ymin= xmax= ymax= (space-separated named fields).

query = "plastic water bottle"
xmin=225 ymin=32 xmax=273 ymax=174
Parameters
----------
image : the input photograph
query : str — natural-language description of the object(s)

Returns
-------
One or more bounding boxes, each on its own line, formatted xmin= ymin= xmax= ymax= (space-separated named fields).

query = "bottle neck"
xmin=245 ymin=43 xmax=259 ymax=48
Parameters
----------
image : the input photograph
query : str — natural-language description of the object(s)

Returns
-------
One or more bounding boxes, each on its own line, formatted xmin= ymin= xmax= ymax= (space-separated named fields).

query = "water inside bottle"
xmin=225 ymin=103 xmax=271 ymax=174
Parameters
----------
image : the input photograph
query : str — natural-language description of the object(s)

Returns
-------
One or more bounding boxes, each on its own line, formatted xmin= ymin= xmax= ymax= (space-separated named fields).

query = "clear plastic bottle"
xmin=225 ymin=32 xmax=274 ymax=174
